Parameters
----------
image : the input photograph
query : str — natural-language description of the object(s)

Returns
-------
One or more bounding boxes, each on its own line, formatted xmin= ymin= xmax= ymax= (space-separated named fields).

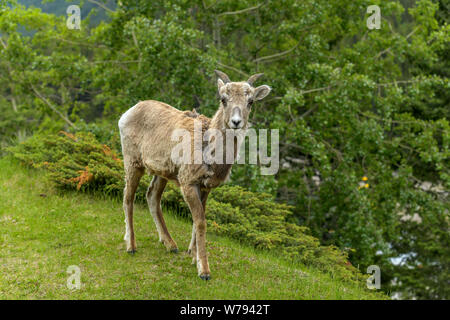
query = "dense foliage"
xmin=0 ymin=0 xmax=448 ymax=298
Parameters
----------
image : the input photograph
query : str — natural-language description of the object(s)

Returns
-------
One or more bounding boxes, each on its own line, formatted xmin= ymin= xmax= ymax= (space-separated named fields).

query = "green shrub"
xmin=8 ymin=131 xmax=366 ymax=283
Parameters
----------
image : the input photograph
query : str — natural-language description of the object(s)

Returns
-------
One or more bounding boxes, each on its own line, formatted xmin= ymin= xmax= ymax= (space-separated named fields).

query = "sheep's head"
xmin=215 ymin=70 xmax=271 ymax=130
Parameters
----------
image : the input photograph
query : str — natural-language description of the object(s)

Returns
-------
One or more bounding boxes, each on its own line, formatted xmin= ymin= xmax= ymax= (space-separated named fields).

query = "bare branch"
xmin=357 ymin=110 xmax=445 ymax=132
xmin=374 ymin=47 xmax=392 ymax=59
xmin=298 ymin=79 xmax=423 ymax=96
xmin=131 ymin=30 xmax=139 ymax=50
xmin=377 ymin=80 xmax=422 ymax=87
xmin=406 ymin=28 xmax=418 ymax=39
xmin=217 ymin=3 xmax=263 ymax=17
xmin=86 ymin=0 xmax=114 ymax=13
xmin=91 ymin=60 xmax=139 ymax=64
xmin=31 ymin=85 xmax=77 ymax=129
xmin=0 ymin=36 xmax=7 ymax=49
xmin=10 ymin=96 xmax=17 ymax=112
xmin=300 ymin=85 xmax=333 ymax=95
xmin=300 ymin=105 xmax=318 ymax=118
xmin=253 ymin=42 xmax=299 ymax=63
xmin=374 ymin=28 xmax=418 ymax=59
xmin=216 ymin=62 xmax=249 ymax=78
xmin=131 ymin=29 xmax=142 ymax=68
xmin=202 ymin=0 xmax=219 ymax=10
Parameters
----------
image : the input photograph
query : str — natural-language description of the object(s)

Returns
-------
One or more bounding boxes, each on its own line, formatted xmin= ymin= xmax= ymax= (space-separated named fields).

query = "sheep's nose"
xmin=232 ymin=119 xmax=241 ymax=127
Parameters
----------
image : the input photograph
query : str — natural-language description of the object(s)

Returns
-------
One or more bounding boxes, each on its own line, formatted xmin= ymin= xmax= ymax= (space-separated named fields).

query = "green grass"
xmin=0 ymin=157 xmax=387 ymax=299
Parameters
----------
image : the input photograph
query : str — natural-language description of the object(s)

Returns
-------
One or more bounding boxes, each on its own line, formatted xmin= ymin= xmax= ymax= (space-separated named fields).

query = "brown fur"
xmin=118 ymin=71 xmax=271 ymax=280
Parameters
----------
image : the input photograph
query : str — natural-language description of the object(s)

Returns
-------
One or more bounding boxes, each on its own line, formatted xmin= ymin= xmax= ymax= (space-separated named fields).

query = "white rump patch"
xmin=118 ymin=103 xmax=138 ymax=131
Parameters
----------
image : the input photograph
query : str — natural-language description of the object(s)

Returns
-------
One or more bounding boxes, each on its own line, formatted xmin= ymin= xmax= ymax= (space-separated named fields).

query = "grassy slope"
xmin=0 ymin=158 xmax=387 ymax=299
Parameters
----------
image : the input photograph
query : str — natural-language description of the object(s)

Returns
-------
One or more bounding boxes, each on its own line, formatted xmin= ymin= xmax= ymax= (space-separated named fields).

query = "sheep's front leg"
xmin=182 ymin=185 xmax=211 ymax=280
xmin=188 ymin=189 xmax=210 ymax=264
xmin=188 ymin=224 xmax=196 ymax=264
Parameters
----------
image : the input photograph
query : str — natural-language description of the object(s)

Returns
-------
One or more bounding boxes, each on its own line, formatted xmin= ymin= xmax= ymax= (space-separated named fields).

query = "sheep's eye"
xmin=221 ymin=97 xmax=227 ymax=106
xmin=248 ymin=99 xmax=254 ymax=107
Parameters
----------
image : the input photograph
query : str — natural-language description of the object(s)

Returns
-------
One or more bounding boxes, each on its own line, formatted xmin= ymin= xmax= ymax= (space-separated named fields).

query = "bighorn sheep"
xmin=118 ymin=70 xmax=271 ymax=280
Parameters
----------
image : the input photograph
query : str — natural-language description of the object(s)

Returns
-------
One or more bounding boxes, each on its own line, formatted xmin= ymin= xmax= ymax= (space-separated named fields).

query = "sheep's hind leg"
xmin=147 ymin=176 xmax=178 ymax=252
xmin=123 ymin=166 xmax=144 ymax=253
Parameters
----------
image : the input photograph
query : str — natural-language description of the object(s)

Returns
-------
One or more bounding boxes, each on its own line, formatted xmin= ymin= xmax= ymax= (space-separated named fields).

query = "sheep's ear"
xmin=217 ymin=78 xmax=225 ymax=91
xmin=254 ymin=85 xmax=271 ymax=101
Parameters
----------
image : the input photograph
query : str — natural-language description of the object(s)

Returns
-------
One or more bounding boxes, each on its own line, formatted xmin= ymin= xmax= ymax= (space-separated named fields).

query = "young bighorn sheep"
xmin=118 ymin=70 xmax=271 ymax=280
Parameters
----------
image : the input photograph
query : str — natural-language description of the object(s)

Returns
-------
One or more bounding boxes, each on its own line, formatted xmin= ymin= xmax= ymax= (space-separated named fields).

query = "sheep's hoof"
xmin=127 ymin=249 xmax=136 ymax=254
xmin=199 ymin=274 xmax=211 ymax=281
xmin=161 ymin=239 xmax=178 ymax=253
